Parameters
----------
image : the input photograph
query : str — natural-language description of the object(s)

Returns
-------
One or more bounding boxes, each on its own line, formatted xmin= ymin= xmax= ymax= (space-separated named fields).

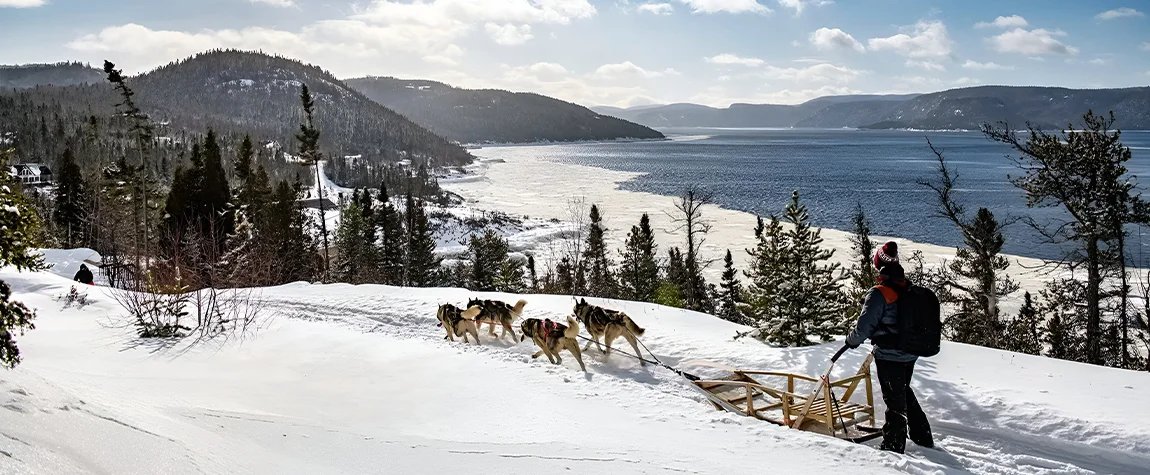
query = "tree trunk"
xmin=1086 ymin=237 xmax=1102 ymax=365
xmin=1118 ymin=230 xmax=1129 ymax=369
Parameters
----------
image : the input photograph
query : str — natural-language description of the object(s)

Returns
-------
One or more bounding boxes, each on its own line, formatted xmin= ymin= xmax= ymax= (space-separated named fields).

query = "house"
xmin=12 ymin=163 xmax=53 ymax=185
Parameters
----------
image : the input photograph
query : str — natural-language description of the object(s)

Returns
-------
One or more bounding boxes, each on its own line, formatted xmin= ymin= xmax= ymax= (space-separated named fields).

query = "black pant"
xmin=875 ymin=359 xmax=932 ymax=453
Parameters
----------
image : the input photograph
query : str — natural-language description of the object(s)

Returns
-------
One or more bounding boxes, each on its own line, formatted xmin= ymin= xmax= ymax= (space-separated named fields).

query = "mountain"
xmin=597 ymin=87 xmax=1150 ymax=130
xmin=344 ymin=76 xmax=664 ymax=144
xmin=0 ymin=50 xmax=473 ymax=171
xmin=0 ymin=62 xmax=104 ymax=89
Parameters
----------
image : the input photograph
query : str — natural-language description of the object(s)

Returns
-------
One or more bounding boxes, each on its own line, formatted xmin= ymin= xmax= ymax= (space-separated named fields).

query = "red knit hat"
xmin=873 ymin=241 xmax=899 ymax=269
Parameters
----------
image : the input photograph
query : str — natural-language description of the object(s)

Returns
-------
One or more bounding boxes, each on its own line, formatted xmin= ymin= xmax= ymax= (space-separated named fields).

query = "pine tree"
xmin=355 ymin=189 xmax=380 ymax=283
xmin=847 ymin=203 xmax=877 ymax=305
xmin=1 ymin=148 xmax=47 ymax=368
xmin=527 ymin=254 xmax=539 ymax=292
xmin=53 ymin=147 xmax=89 ymax=248
xmin=744 ymin=192 xmax=847 ymax=346
xmin=582 ymin=204 xmax=616 ymax=298
xmin=717 ymin=249 xmax=744 ymax=323
xmin=296 ymin=84 xmax=330 ymax=280
xmin=235 ymin=134 xmax=254 ymax=185
xmin=495 ymin=257 xmax=527 ymax=293
xmin=742 ymin=216 xmax=786 ymax=337
xmin=1040 ymin=279 xmax=1087 ymax=362
xmin=375 ymin=184 xmax=406 ymax=285
xmin=618 ymin=213 xmax=659 ymax=302
xmin=671 ymin=187 xmax=715 ymax=312
xmin=1004 ymin=292 xmax=1044 ymax=355
xmin=199 ymin=129 xmax=234 ymax=245
xmin=664 ymin=246 xmax=687 ymax=299
xmin=333 ymin=199 xmax=370 ymax=284
xmin=405 ymin=199 xmax=441 ymax=287
xmin=466 ymin=230 xmax=509 ymax=291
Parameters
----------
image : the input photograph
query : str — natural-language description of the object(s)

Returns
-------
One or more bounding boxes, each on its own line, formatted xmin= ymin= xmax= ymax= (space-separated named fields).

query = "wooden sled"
xmin=692 ymin=354 xmax=881 ymax=443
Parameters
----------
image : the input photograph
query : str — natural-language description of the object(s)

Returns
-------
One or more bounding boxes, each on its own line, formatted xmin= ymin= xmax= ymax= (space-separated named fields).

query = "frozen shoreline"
xmin=441 ymin=146 xmax=1086 ymax=315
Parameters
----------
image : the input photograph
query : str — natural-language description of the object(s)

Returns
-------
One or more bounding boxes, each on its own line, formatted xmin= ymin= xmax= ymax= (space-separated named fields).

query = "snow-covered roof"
xmin=15 ymin=163 xmax=51 ymax=177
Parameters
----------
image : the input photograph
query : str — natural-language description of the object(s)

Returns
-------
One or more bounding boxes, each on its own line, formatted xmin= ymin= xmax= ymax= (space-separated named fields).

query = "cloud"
xmin=689 ymin=84 xmax=861 ymax=106
xmin=637 ymin=2 xmax=674 ymax=14
xmin=974 ymin=15 xmax=1028 ymax=29
xmin=962 ymin=60 xmax=1013 ymax=70
xmin=704 ymin=53 xmax=765 ymax=66
xmin=1088 ymin=58 xmax=1107 ymax=65
xmin=988 ymin=28 xmax=1078 ymax=55
xmin=677 ymin=0 xmax=771 ymax=15
xmin=809 ymin=27 xmax=864 ymax=53
xmin=0 ymin=0 xmax=45 ymax=6
xmin=756 ymin=62 xmax=864 ymax=84
xmin=952 ymin=77 xmax=980 ymax=86
xmin=593 ymin=61 xmax=678 ymax=79
xmin=868 ymin=20 xmax=952 ymax=59
xmin=485 ymin=23 xmax=533 ymax=45
xmin=906 ymin=59 xmax=945 ymax=71
xmin=489 ymin=62 xmax=654 ymax=107
xmin=776 ymin=0 xmax=832 ymax=15
xmin=1096 ymin=7 xmax=1143 ymax=20
xmin=249 ymin=0 xmax=294 ymax=7
xmin=1143 ymin=41 xmax=1150 ymax=51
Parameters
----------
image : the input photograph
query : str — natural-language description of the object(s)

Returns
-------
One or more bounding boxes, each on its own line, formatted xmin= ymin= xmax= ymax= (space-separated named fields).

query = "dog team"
xmin=436 ymin=297 xmax=646 ymax=372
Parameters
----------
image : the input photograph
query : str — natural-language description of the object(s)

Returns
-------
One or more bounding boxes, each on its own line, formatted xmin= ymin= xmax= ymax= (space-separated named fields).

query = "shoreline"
xmin=440 ymin=145 xmax=1074 ymax=315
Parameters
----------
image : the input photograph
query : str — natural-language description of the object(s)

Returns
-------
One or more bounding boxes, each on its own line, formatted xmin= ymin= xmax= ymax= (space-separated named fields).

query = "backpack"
xmin=877 ymin=283 xmax=942 ymax=357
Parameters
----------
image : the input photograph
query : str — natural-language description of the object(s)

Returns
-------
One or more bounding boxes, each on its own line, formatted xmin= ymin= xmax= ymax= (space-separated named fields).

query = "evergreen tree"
xmin=333 ymin=200 xmax=371 ymax=284
xmin=53 ymin=147 xmax=89 ymax=248
xmin=405 ymin=199 xmax=442 ymax=287
xmin=1039 ymin=279 xmax=1087 ymax=362
xmin=847 ymin=203 xmax=877 ymax=304
xmin=199 ymin=129 xmax=234 ymax=244
xmin=495 ymin=257 xmax=527 ymax=293
xmin=235 ymin=134 xmax=254 ymax=185
xmin=743 ymin=192 xmax=847 ymax=346
xmin=550 ymin=256 xmax=575 ymax=295
xmin=1 ymin=148 xmax=47 ymax=368
xmin=743 ymin=216 xmax=786 ymax=336
xmin=1004 ymin=292 xmax=1044 ymax=355
xmin=296 ymin=84 xmax=330 ymax=280
xmin=671 ymin=187 xmax=715 ymax=312
xmin=618 ymin=213 xmax=659 ymax=302
xmin=375 ymin=184 xmax=406 ymax=285
xmin=526 ymin=254 xmax=539 ymax=292
xmin=664 ymin=246 xmax=687 ymax=300
xmin=582 ymin=204 xmax=616 ymax=298
xmin=355 ymin=189 xmax=380 ymax=283
xmin=717 ymin=249 xmax=745 ymax=323
xmin=466 ymin=230 xmax=509 ymax=291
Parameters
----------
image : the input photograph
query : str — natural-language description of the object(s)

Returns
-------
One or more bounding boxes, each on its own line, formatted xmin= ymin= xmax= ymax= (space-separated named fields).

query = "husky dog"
xmin=436 ymin=303 xmax=482 ymax=344
xmin=466 ymin=298 xmax=527 ymax=342
xmin=573 ymin=298 xmax=647 ymax=365
xmin=520 ymin=317 xmax=586 ymax=372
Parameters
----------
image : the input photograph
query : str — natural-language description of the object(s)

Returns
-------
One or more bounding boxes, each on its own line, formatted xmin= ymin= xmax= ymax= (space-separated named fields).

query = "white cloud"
xmin=1088 ymin=58 xmax=1107 ymax=65
xmin=974 ymin=15 xmax=1028 ymax=29
xmin=906 ymin=59 xmax=945 ymax=71
xmin=962 ymin=60 xmax=1013 ymax=70
xmin=250 ymin=0 xmax=294 ymax=7
xmin=0 ymin=0 xmax=45 ymax=6
xmin=868 ymin=20 xmax=953 ymax=59
xmin=593 ymin=61 xmax=678 ymax=79
xmin=349 ymin=0 xmax=597 ymax=27
xmin=952 ymin=77 xmax=980 ymax=86
xmin=792 ymin=58 xmax=827 ymax=63
xmin=689 ymin=84 xmax=861 ymax=106
xmin=489 ymin=62 xmax=654 ymax=107
xmin=1096 ymin=7 xmax=1143 ymax=20
xmin=988 ymin=28 xmax=1078 ymax=55
xmin=777 ymin=0 xmax=832 ymax=15
xmin=1143 ymin=42 xmax=1150 ymax=51
xmin=756 ymin=62 xmax=864 ymax=84
xmin=704 ymin=53 xmax=765 ymax=66
xmin=485 ymin=23 xmax=533 ymax=45
xmin=637 ymin=2 xmax=674 ymax=14
xmin=677 ymin=0 xmax=771 ymax=15
xmin=809 ymin=27 xmax=864 ymax=53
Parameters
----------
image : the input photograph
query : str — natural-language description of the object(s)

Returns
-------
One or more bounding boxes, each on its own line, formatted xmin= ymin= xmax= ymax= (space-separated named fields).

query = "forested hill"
xmin=599 ymin=86 xmax=1150 ymax=130
xmin=344 ymin=76 xmax=665 ymax=144
xmin=0 ymin=50 xmax=473 ymax=172
xmin=0 ymin=62 xmax=104 ymax=88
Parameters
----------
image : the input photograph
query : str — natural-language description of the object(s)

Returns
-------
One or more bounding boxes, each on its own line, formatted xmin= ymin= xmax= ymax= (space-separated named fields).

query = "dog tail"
xmin=624 ymin=316 xmax=645 ymax=337
xmin=512 ymin=299 xmax=528 ymax=317
xmin=461 ymin=305 xmax=481 ymax=320
xmin=565 ymin=316 xmax=580 ymax=339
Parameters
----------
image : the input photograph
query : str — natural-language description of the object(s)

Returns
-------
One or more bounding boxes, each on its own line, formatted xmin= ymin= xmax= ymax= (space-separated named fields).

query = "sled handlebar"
xmin=830 ymin=344 xmax=849 ymax=363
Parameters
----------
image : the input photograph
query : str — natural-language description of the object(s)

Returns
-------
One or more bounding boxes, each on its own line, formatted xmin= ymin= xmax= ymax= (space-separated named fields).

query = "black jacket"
xmin=74 ymin=264 xmax=94 ymax=285
xmin=845 ymin=264 xmax=917 ymax=362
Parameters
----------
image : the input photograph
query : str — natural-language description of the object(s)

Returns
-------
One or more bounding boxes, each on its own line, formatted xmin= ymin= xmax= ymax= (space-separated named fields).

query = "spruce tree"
xmin=376 ymin=184 xmax=406 ymax=285
xmin=744 ymin=192 xmax=847 ymax=346
xmin=664 ymin=246 xmax=687 ymax=299
xmin=235 ymin=134 xmax=254 ymax=185
xmin=717 ymin=249 xmax=745 ymax=323
xmin=618 ymin=213 xmax=659 ymax=302
xmin=53 ymin=147 xmax=89 ymax=248
xmin=467 ymin=230 xmax=509 ymax=291
xmin=1 ymin=148 xmax=47 ymax=368
xmin=1039 ymin=279 xmax=1087 ymax=362
xmin=527 ymin=254 xmax=539 ymax=292
xmin=333 ymin=200 xmax=370 ymax=284
xmin=296 ymin=84 xmax=330 ymax=280
xmin=199 ymin=129 xmax=234 ymax=244
xmin=495 ymin=257 xmax=527 ymax=293
xmin=582 ymin=204 xmax=616 ymax=298
xmin=847 ymin=203 xmax=877 ymax=304
xmin=405 ymin=199 xmax=442 ymax=287
xmin=1004 ymin=292 xmax=1044 ymax=355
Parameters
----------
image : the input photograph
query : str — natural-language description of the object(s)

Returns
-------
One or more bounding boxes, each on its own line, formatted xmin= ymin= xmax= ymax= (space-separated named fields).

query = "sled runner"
xmin=692 ymin=353 xmax=881 ymax=442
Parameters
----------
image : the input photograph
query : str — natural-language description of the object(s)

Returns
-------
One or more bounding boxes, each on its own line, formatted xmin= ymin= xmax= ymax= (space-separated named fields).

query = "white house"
xmin=12 ymin=163 xmax=53 ymax=185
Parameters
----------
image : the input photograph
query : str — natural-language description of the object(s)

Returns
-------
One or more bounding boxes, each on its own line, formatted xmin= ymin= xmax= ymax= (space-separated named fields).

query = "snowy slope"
xmin=1 ymin=254 xmax=1148 ymax=475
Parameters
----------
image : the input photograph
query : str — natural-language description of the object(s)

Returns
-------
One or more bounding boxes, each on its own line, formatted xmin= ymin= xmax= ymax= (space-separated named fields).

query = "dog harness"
xmin=540 ymin=319 xmax=560 ymax=339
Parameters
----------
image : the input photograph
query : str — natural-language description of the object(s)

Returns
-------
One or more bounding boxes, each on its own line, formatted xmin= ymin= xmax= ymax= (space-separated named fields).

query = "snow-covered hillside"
xmin=1 ymin=252 xmax=1147 ymax=474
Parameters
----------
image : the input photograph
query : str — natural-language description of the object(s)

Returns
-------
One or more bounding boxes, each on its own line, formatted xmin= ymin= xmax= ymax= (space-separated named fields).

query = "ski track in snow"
xmin=1 ymin=260 xmax=1148 ymax=474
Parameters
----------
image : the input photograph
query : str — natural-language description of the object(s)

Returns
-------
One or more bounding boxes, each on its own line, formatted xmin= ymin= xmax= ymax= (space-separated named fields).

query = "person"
xmin=73 ymin=263 xmax=94 ymax=285
xmin=844 ymin=241 xmax=933 ymax=454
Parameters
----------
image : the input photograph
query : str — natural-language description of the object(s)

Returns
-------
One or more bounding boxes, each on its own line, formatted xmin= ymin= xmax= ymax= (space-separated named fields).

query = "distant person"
xmin=843 ymin=241 xmax=936 ymax=454
xmin=73 ymin=263 xmax=94 ymax=285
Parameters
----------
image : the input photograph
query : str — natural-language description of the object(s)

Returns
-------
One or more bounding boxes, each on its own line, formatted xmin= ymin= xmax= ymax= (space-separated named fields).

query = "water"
xmin=481 ymin=128 xmax=1150 ymax=265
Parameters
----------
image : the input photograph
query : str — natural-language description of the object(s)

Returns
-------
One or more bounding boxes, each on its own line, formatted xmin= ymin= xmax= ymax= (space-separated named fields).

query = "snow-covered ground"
xmin=1 ymin=252 xmax=1148 ymax=474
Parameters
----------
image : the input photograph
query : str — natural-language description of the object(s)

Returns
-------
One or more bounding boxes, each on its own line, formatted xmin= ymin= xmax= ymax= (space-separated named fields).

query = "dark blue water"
xmin=534 ymin=128 xmax=1150 ymax=265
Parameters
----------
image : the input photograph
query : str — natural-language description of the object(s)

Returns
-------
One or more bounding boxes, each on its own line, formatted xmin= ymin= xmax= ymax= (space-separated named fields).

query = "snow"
xmin=1 ymin=251 xmax=1149 ymax=474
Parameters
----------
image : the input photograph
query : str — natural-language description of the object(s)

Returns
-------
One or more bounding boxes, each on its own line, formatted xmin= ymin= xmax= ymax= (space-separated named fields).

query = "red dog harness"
xmin=540 ymin=319 xmax=560 ymax=339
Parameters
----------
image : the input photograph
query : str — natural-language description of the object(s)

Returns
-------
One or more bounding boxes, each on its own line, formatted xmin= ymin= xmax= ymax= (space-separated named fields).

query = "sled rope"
xmin=573 ymin=334 xmax=700 ymax=381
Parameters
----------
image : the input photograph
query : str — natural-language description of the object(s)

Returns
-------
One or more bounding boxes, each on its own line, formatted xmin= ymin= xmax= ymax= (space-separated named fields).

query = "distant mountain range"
xmin=594 ymin=87 xmax=1150 ymax=130
xmin=0 ymin=62 xmax=104 ymax=89
xmin=344 ymin=76 xmax=664 ymax=144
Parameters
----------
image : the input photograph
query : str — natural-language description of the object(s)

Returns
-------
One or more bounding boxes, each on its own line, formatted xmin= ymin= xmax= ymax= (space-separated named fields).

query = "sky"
xmin=1 ymin=0 xmax=1148 ymax=107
